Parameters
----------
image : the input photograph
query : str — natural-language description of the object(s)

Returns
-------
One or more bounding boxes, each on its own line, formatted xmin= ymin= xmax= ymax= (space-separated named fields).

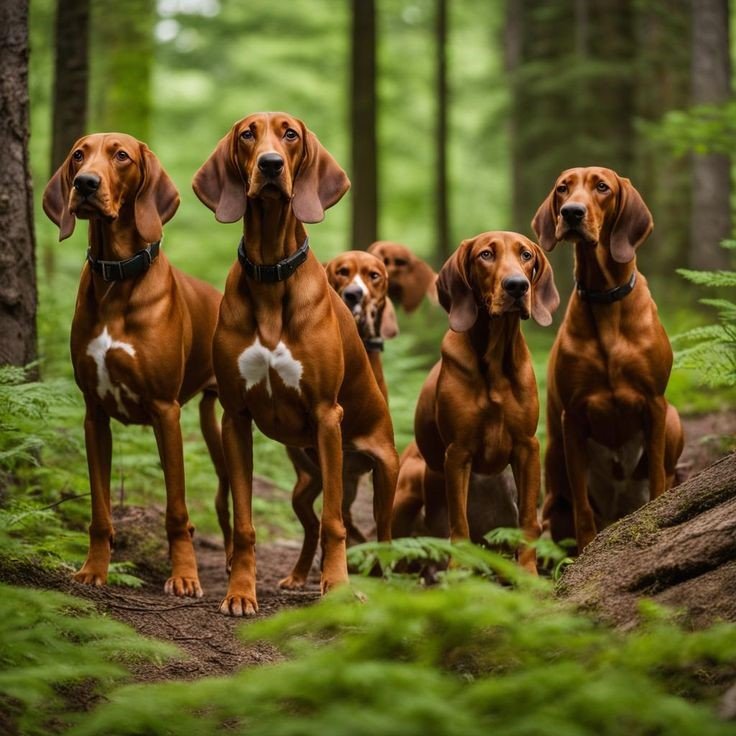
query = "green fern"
xmin=673 ymin=243 xmax=736 ymax=387
xmin=0 ymin=583 xmax=177 ymax=735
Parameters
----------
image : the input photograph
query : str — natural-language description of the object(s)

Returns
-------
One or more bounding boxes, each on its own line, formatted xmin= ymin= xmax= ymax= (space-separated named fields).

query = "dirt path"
xmin=4 ymin=410 xmax=735 ymax=685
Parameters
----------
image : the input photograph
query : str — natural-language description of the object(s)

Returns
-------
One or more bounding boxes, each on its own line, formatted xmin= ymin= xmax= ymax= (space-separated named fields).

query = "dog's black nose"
xmin=258 ymin=153 xmax=284 ymax=177
xmin=73 ymin=173 xmax=101 ymax=197
xmin=561 ymin=203 xmax=586 ymax=224
xmin=342 ymin=284 xmax=363 ymax=308
xmin=502 ymin=276 xmax=529 ymax=299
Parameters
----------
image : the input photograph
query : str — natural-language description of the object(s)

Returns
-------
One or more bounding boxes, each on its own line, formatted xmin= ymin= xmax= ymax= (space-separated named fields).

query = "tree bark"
xmin=350 ymin=0 xmax=378 ymax=249
xmin=557 ymin=452 xmax=736 ymax=629
xmin=689 ymin=0 xmax=731 ymax=270
xmin=50 ymin=0 xmax=89 ymax=172
xmin=435 ymin=0 xmax=450 ymax=263
xmin=0 ymin=0 xmax=37 ymax=369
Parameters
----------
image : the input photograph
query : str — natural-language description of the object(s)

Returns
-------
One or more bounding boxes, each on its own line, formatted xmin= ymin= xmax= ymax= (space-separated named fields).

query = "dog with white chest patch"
xmin=42 ymin=133 xmax=228 ymax=597
xmin=193 ymin=112 xmax=399 ymax=614
xmin=280 ymin=251 xmax=400 ymax=589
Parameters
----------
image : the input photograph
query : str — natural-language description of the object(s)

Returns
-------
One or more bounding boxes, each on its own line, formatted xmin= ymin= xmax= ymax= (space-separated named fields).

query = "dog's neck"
xmin=241 ymin=196 xmax=306 ymax=266
xmin=469 ymin=310 xmax=524 ymax=381
xmin=87 ymin=209 xmax=148 ymax=263
xmin=573 ymin=238 xmax=637 ymax=295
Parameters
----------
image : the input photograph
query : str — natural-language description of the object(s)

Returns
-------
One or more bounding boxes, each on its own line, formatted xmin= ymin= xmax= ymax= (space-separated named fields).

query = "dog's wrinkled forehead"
xmin=556 ymin=166 xmax=619 ymax=195
xmin=234 ymin=113 xmax=302 ymax=145
xmin=73 ymin=133 xmax=142 ymax=161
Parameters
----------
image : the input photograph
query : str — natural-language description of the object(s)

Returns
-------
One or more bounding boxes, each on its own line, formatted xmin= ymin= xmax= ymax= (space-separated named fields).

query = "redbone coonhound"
xmin=282 ymin=250 xmax=399 ymax=588
xmin=42 ymin=133 xmax=227 ymax=597
xmin=193 ymin=113 xmax=399 ymax=615
xmin=408 ymin=231 xmax=559 ymax=572
xmin=532 ymin=166 xmax=684 ymax=552
xmin=367 ymin=241 xmax=438 ymax=311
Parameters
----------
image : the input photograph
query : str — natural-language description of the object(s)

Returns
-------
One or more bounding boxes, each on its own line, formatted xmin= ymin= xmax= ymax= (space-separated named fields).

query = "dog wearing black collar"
xmin=532 ymin=166 xmax=684 ymax=553
xmin=42 ymin=133 xmax=227 ymax=598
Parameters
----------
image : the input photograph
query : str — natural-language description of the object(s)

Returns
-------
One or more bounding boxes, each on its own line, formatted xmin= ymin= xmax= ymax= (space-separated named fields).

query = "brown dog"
xmin=410 ymin=231 xmax=559 ymax=572
xmin=532 ymin=167 xmax=684 ymax=552
xmin=193 ymin=113 xmax=399 ymax=615
xmin=367 ymin=241 xmax=438 ymax=311
xmin=42 ymin=133 xmax=227 ymax=597
xmin=282 ymin=251 xmax=399 ymax=588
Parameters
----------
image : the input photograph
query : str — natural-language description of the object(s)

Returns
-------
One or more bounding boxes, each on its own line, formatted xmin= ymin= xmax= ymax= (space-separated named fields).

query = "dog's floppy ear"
xmin=43 ymin=151 xmax=77 ymax=241
xmin=437 ymin=239 xmax=477 ymax=332
xmin=402 ymin=257 xmax=438 ymax=313
xmin=610 ymin=175 xmax=653 ymax=264
xmin=192 ymin=127 xmax=246 ymax=223
xmin=531 ymin=187 xmax=559 ymax=253
xmin=529 ymin=241 xmax=560 ymax=327
xmin=379 ymin=297 xmax=399 ymax=339
xmin=292 ymin=125 xmax=350 ymax=224
xmin=135 ymin=144 xmax=180 ymax=243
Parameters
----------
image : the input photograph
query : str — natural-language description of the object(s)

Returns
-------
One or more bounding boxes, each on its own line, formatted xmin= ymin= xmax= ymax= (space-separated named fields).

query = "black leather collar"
xmin=238 ymin=236 xmax=310 ymax=283
xmin=87 ymin=241 xmax=160 ymax=282
xmin=576 ymin=271 xmax=637 ymax=304
xmin=363 ymin=337 xmax=384 ymax=352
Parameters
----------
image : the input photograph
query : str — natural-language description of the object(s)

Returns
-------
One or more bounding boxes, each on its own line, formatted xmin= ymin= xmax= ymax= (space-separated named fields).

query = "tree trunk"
xmin=435 ymin=0 xmax=450 ymax=263
xmin=350 ymin=0 xmax=378 ymax=250
xmin=689 ymin=0 xmax=731 ymax=270
xmin=50 ymin=0 xmax=89 ymax=172
xmin=0 ymin=0 xmax=37 ymax=369
xmin=90 ymin=0 xmax=154 ymax=142
xmin=557 ymin=452 xmax=736 ymax=629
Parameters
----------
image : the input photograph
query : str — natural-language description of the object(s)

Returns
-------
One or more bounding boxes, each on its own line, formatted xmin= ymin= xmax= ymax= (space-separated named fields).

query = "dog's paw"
xmin=73 ymin=567 xmax=107 ymax=587
xmin=278 ymin=573 xmax=307 ymax=590
xmin=164 ymin=576 xmax=204 ymax=598
xmin=219 ymin=593 xmax=258 ymax=617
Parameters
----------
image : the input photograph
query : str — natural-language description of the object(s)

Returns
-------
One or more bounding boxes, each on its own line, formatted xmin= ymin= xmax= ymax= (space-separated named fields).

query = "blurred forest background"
xmin=3 ymin=0 xmax=735 ymax=537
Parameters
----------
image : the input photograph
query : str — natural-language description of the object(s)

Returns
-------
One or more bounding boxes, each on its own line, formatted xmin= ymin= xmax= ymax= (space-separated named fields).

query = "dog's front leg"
xmin=510 ymin=438 xmax=542 ymax=574
xmin=150 ymin=400 xmax=202 ymax=598
xmin=74 ymin=400 xmax=113 ymax=586
xmin=316 ymin=402 xmax=349 ymax=594
xmin=220 ymin=409 xmax=258 ymax=615
xmin=444 ymin=442 xmax=473 ymax=541
xmin=646 ymin=395 xmax=668 ymax=501
xmin=561 ymin=411 xmax=597 ymax=551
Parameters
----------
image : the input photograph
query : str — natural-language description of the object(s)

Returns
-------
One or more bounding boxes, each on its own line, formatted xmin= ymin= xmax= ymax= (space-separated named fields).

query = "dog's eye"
xmin=520 ymin=250 xmax=533 ymax=262
xmin=394 ymin=258 xmax=408 ymax=267
xmin=479 ymin=250 xmax=493 ymax=260
xmin=337 ymin=267 xmax=350 ymax=276
xmin=72 ymin=149 xmax=83 ymax=162
xmin=556 ymin=184 xmax=567 ymax=194
xmin=369 ymin=271 xmax=381 ymax=281
xmin=240 ymin=129 xmax=254 ymax=140
xmin=115 ymin=150 xmax=129 ymax=161
xmin=596 ymin=181 xmax=609 ymax=192
xmin=284 ymin=128 xmax=299 ymax=141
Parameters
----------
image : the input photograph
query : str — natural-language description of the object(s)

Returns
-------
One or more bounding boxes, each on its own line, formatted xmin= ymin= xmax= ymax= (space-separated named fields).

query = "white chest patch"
xmin=237 ymin=337 xmax=303 ymax=397
xmin=86 ymin=327 xmax=139 ymax=417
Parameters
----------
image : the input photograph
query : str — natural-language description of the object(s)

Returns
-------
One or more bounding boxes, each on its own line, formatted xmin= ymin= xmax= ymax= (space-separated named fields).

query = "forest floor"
xmin=3 ymin=409 xmax=735 ymax=692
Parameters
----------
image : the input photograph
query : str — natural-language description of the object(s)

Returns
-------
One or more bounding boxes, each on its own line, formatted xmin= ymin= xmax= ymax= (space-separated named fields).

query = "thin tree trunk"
xmin=90 ymin=0 xmax=154 ymax=142
xmin=690 ymin=0 xmax=731 ymax=269
xmin=435 ymin=0 xmax=450 ymax=263
xmin=50 ymin=0 xmax=89 ymax=172
xmin=350 ymin=0 xmax=378 ymax=249
xmin=0 ymin=0 xmax=37 ymax=369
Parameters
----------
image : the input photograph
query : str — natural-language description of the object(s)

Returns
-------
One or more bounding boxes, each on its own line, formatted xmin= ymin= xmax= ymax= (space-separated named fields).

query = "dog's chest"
xmin=586 ymin=433 xmax=649 ymax=527
xmin=82 ymin=326 xmax=141 ymax=420
xmin=237 ymin=336 xmax=303 ymax=397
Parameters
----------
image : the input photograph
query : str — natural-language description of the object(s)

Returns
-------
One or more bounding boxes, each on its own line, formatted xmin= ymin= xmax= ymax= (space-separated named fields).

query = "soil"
xmin=2 ymin=410 xmax=734 ymax=688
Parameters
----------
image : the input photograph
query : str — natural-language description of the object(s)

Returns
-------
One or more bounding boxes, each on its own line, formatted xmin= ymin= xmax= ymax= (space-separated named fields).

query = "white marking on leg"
xmin=237 ymin=337 xmax=303 ymax=397
xmin=86 ymin=327 xmax=137 ymax=417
